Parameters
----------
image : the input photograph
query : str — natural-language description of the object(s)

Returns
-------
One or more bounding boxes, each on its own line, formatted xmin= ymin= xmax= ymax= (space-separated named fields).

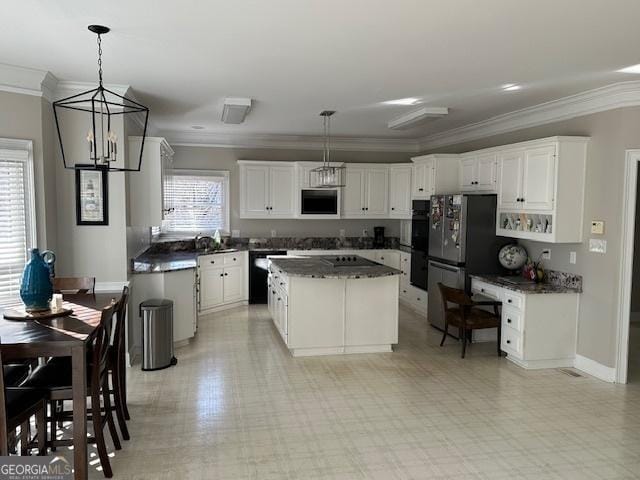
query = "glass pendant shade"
xmin=310 ymin=110 xmax=345 ymax=188
xmin=53 ymin=25 xmax=149 ymax=172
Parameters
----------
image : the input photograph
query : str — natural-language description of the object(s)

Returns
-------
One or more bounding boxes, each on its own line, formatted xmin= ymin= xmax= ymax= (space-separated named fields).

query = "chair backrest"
xmin=53 ymin=276 xmax=96 ymax=294
xmin=112 ymin=286 xmax=129 ymax=351
xmin=437 ymin=283 xmax=474 ymax=313
xmin=91 ymin=301 xmax=116 ymax=381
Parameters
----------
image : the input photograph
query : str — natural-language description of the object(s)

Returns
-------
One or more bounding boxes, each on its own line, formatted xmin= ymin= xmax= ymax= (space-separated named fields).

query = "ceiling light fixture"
xmin=221 ymin=97 xmax=252 ymax=124
xmin=53 ymin=25 xmax=149 ymax=172
xmin=310 ymin=111 xmax=345 ymax=188
xmin=501 ymin=83 xmax=522 ymax=91
xmin=387 ymin=106 xmax=449 ymax=130
xmin=383 ymin=97 xmax=421 ymax=106
xmin=617 ymin=64 xmax=640 ymax=74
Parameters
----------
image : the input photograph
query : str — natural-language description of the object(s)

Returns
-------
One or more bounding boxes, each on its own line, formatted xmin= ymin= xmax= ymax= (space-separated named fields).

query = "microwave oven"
xmin=300 ymin=189 xmax=339 ymax=215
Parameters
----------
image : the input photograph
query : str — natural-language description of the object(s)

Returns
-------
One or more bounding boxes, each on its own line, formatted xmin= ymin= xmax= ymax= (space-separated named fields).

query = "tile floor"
xmin=77 ymin=304 xmax=640 ymax=479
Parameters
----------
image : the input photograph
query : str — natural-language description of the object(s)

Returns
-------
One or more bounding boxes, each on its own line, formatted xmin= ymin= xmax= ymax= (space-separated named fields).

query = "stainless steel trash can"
xmin=140 ymin=299 xmax=178 ymax=371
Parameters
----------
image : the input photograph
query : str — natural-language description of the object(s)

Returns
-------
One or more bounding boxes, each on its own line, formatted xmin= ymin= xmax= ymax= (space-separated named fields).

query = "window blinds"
xmin=0 ymin=148 xmax=35 ymax=307
xmin=163 ymin=171 xmax=229 ymax=233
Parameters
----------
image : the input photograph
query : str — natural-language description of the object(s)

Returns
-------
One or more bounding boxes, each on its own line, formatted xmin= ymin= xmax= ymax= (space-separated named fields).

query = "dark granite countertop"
xmin=269 ymin=257 xmax=401 ymax=280
xmin=470 ymin=274 xmax=582 ymax=294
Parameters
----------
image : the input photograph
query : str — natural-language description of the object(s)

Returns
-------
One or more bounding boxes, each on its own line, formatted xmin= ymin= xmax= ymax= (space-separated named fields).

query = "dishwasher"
xmin=249 ymin=250 xmax=287 ymax=303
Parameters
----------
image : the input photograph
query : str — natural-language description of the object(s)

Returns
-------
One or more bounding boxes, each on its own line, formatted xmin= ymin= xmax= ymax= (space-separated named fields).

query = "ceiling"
xmin=3 ymin=0 xmax=640 ymax=143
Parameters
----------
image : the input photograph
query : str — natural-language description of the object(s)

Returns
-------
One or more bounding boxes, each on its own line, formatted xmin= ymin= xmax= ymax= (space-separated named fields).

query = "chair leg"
xmin=92 ymin=387 xmax=113 ymax=478
xmin=48 ymin=401 xmax=56 ymax=451
xmin=497 ymin=324 xmax=502 ymax=357
xmin=102 ymin=377 xmax=121 ymax=451
xmin=20 ymin=421 xmax=29 ymax=455
xmin=439 ymin=321 xmax=449 ymax=347
xmin=119 ymin=355 xmax=130 ymax=421
xmin=111 ymin=371 xmax=130 ymax=440
xmin=461 ymin=330 xmax=467 ymax=358
xmin=36 ymin=402 xmax=47 ymax=455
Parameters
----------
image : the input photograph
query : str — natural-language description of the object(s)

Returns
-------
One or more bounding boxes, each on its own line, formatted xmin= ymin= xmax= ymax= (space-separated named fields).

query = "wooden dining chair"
xmin=0 ymin=350 xmax=47 ymax=456
xmin=108 ymin=286 xmax=130 ymax=441
xmin=53 ymin=277 xmax=96 ymax=294
xmin=437 ymin=283 xmax=502 ymax=358
xmin=21 ymin=301 xmax=119 ymax=477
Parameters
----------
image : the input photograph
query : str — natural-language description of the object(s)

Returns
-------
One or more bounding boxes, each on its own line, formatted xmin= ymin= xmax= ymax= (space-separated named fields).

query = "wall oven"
xmin=300 ymin=189 xmax=339 ymax=216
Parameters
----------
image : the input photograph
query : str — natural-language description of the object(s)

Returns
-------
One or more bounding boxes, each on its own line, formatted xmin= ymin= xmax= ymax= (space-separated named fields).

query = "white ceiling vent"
xmin=388 ymin=106 xmax=448 ymax=130
xmin=222 ymin=97 xmax=252 ymax=124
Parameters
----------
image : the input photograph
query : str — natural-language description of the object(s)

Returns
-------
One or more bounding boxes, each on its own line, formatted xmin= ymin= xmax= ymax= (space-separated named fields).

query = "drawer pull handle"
xmin=506 ymin=340 xmax=511 ymax=344
xmin=480 ymin=288 xmax=485 ymax=293
xmin=210 ymin=260 xmax=216 ymax=264
xmin=507 ymin=299 xmax=512 ymax=303
xmin=507 ymin=318 xmax=512 ymax=323
xmin=280 ymin=282 xmax=284 ymax=286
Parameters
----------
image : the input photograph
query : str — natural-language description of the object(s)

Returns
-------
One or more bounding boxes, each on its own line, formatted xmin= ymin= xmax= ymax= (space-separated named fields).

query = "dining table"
xmin=0 ymin=293 xmax=120 ymax=480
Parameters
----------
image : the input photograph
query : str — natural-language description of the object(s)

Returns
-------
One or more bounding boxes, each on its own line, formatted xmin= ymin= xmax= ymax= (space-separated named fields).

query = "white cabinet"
xmin=197 ymin=251 xmax=248 ymax=312
xmin=128 ymin=137 xmax=174 ymax=227
xmin=239 ymin=161 xmax=296 ymax=218
xmin=389 ymin=165 xmax=412 ymax=219
xmin=342 ymin=165 xmax=389 ymax=218
xmin=460 ymin=154 xmax=497 ymax=192
xmin=410 ymin=154 xmax=460 ymax=200
xmin=375 ymin=250 xmax=400 ymax=269
xmin=470 ymin=278 xmax=579 ymax=370
xmin=497 ymin=149 xmax=524 ymax=209
xmin=498 ymin=146 xmax=555 ymax=211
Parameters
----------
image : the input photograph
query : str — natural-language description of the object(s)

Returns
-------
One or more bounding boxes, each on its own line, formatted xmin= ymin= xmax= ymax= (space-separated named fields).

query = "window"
xmin=163 ymin=170 xmax=229 ymax=233
xmin=0 ymin=140 xmax=36 ymax=307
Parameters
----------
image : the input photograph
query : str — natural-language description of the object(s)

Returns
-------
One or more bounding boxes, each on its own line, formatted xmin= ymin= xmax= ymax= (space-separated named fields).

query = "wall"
xmin=632 ymin=167 xmax=640 ymax=313
xmin=423 ymin=106 xmax=640 ymax=368
xmin=170 ymin=145 xmax=412 ymax=238
xmin=0 ymin=91 xmax=56 ymax=250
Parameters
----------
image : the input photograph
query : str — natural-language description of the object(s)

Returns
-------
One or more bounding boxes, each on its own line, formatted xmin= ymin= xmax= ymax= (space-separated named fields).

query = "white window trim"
xmin=163 ymin=168 xmax=230 ymax=235
xmin=0 ymin=137 xmax=37 ymax=249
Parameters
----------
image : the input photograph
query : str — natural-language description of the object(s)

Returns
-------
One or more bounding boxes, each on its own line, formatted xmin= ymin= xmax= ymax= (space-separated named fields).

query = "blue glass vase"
xmin=20 ymin=248 xmax=54 ymax=312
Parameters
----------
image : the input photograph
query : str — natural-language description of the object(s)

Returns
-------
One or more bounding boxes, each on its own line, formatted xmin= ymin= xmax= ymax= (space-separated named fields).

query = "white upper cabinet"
xmin=389 ymin=164 xmax=412 ymax=219
xmin=342 ymin=165 xmax=389 ymax=218
xmin=411 ymin=154 xmax=460 ymax=199
xmin=239 ymin=161 xmax=296 ymax=218
xmin=128 ymin=137 xmax=174 ymax=227
xmin=522 ymin=145 xmax=556 ymax=211
xmin=497 ymin=150 xmax=524 ymax=210
xmin=460 ymin=154 xmax=497 ymax=192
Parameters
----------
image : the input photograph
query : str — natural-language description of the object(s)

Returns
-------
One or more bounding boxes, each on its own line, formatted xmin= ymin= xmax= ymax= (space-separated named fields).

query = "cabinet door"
xmin=522 ymin=145 xmax=556 ymax=211
xmin=476 ymin=154 xmax=497 ymax=191
xmin=376 ymin=250 xmax=400 ymax=269
xmin=269 ymin=165 xmax=296 ymax=217
xmin=365 ymin=168 xmax=389 ymax=216
xmin=389 ymin=166 xmax=412 ymax=218
xmin=412 ymin=163 xmax=427 ymax=198
xmin=399 ymin=252 xmax=411 ymax=287
xmin=497 ymin=150 xmax=524 ymax=210
xmin=222 ymin=265 xmax=244 ymax=303
xmin=241 ymin=165 xmax=270 ymax=217
xmin=460 ymin=157 xmax=477 ymax=191
xmin=199 ymin=266 xmax=224 ymax=309
xmin=343 ymin=168 xmax=366 ymax=216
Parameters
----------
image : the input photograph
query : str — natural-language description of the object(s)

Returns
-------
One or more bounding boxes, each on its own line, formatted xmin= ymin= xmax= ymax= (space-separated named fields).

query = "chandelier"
xmin=310 ymin=111 xmax=345 ymax=188
xmin=53 ymin=25 xmax=149 ymax=172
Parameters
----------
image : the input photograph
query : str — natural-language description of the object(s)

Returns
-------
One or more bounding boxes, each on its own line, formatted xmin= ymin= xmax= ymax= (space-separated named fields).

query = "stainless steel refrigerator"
xmin=427 ymin=194 xmax=507 ymax=334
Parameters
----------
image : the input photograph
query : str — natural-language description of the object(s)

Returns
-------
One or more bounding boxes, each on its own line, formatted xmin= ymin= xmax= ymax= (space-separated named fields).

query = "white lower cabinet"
xmin=197 ymin=251 xmax=248 ymax=312
xmin=470 ymin=278 xmax=579 ymax=369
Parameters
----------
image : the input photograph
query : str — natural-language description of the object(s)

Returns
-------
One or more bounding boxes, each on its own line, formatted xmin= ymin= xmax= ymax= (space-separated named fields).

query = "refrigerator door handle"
xmin=428 ymin=260 xmax=461 ymax=273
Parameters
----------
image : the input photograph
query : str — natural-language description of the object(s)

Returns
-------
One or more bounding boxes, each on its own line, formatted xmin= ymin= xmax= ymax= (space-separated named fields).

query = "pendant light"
xmin=310 ymin=111 xmax=345 ymax=188
xmin=53 ymin=25 xmax=149 ymax=172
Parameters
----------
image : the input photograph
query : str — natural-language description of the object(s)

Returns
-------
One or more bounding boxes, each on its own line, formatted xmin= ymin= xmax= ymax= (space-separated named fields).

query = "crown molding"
xmin=163 ymin=130 xmax=420 ymax=152
xmin=418 ymin=81 xmax=640 ymax=151
xmin=0 ymin=63 xmax=59 ymax=102
xmin=52 ymin=80 xmax=131 ymax=101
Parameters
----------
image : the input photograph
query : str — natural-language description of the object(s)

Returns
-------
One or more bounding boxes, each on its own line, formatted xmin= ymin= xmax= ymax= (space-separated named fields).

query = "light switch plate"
xmin=231 ymin=229 xmax=240 ymax=238
xmin=541 ymin=249 xmax=551 ymax=260
xmin=591 ymin=221 xmax=605 ymax=235
xmin=589 ymin=238 xmax=607 ymax=253
xmin=569 ymin=251 xmax=577 ymax=264
xmin=271 ymin=230 xmax=277 ymax=238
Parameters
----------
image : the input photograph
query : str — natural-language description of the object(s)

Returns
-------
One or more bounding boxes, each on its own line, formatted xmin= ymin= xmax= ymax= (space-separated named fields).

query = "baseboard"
xmin=506 ymin=355 xmax=574 ymax=370
xmin=574 ymin=354 xmax=616 ymax=383
xmin=198 ymin=300 xmax=248 ymax=315
xmin=96 ymin=280 xmax=130 ymax=293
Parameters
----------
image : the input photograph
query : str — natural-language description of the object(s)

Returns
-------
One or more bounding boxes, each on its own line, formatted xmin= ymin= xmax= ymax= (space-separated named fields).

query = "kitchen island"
xmin=268 ymin=255 xmax=400 ymax=357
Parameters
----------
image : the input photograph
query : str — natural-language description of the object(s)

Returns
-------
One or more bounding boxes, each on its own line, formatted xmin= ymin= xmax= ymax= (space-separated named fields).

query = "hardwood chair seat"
xmin=3 ymin=364 xmax=31 ymax=387
xmin=4 ymin=387 xmax=45 ymax=419
xmin=445 ymin=307 xmax=501 ymax=329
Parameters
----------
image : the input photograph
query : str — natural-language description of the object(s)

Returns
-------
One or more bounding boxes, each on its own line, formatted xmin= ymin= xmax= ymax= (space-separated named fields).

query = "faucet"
xmin=194 ymin=234 xmax=215 ymax=252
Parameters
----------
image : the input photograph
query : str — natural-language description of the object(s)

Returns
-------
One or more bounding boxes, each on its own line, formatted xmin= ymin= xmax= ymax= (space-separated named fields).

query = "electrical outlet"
xmin=271 ymin=230 xmax=277 ymax=238
xmin=339 ymin=229 xmax=346 ymax=237
xmin=569 ymin=251 xmax=577 ymax=264
xmin=231 ymin=229 xmax=240 ymax=238
xmin=362 ymin=229 xmax=369 ymax=237
xmin=541 ymin=249 xmax=551 ymax=260
xmin=591 ymin=221 xmax=605 ymax=235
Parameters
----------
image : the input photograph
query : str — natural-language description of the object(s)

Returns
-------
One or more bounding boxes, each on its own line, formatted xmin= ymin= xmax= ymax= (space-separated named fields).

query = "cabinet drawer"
xmin=502 ymin=306 xmax=523 ymax=332
xmin=502 ymin=291 xmax=523 ymax=310
xmin=223 ymin=253 xmax=243 ymax=265
xmin=501 ymin=326 xmax=522 ymax=358
xmin=471 ymin=280 xmax=499 ymax=299
xmin=199 ymin=254 xmax=223 ymax=268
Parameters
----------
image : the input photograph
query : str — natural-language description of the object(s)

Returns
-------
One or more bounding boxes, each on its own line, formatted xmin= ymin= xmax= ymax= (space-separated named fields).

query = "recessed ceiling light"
xmin=501 ymin=84 xmax=522 ymax=91
xmin=383 ymin=97 xmax=421 ymax=106
xmin=618 ymin=64 xmax=640 ymax=74
xmin=191 ymin=125 xmax=205 ymax=130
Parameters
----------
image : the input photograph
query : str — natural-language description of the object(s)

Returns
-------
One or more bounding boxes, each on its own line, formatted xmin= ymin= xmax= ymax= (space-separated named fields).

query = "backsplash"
xmin=546 ymin=269 xmax=583 ymax=291
xmin=145 ymin=236 xmax=400 ymax=254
